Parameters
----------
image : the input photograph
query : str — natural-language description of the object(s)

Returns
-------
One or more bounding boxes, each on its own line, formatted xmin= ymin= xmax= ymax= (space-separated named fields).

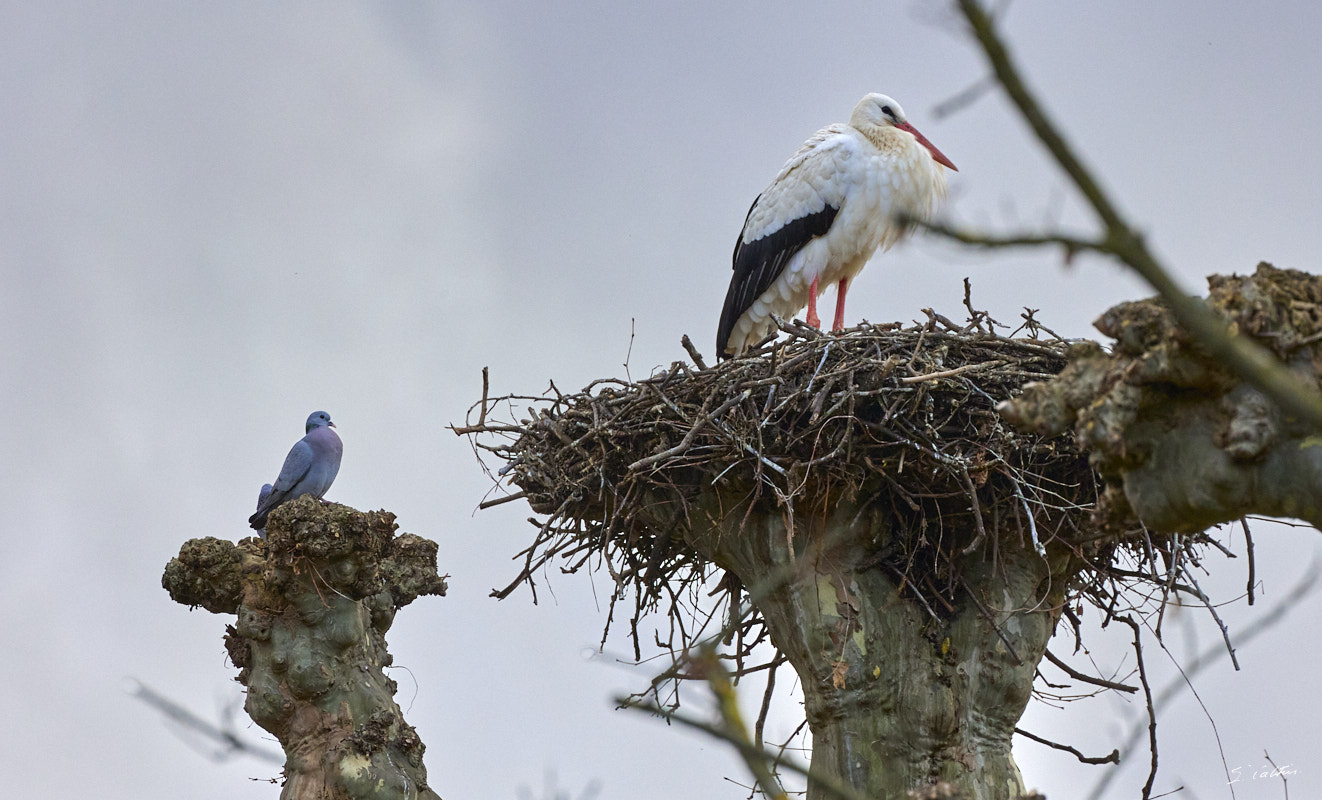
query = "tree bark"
xmin=676 ymin=485 xmax=1075 ymax=800
xmin=163 ymin=496 xmax=448 ymax=800
xmin=1001 ymin=263 xmax=1322 ymax=533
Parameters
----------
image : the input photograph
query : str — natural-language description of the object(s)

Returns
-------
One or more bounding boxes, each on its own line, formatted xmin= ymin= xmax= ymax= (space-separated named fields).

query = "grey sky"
xmin=3 ymin=2 xmax=1321 ymax=797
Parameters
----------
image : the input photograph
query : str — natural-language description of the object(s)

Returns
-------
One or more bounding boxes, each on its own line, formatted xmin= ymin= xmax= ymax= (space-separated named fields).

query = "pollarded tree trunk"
xmin=468 ymin=326 xmax=1095 ymax=800
xmin=163 ymin=496 xmax=448 ymax=800
xmin=673 ymin=486 xmax=1072 ymax=800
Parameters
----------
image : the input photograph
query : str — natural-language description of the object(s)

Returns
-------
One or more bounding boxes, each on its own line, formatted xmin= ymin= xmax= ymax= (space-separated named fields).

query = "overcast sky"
xmin=4 ymin=2 xmax=1322 ymax=798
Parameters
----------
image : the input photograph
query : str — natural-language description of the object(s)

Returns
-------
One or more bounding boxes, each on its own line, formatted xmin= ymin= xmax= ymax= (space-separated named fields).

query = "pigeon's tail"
xmin=251 ymin=483 xmax=276 ymax=533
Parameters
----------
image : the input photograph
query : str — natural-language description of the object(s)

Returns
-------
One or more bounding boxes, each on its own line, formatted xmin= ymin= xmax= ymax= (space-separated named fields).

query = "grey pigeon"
xmin=248 ymin=411 xmax=343 ymax=531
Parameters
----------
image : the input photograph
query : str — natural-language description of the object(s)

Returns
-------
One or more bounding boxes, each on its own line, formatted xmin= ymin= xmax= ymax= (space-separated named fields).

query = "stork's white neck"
xmin=852 ymin=121 xmax=913 ymax=158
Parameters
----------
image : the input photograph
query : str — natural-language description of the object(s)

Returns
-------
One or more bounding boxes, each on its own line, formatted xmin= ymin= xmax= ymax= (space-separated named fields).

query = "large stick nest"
xmin=463 ymin=315 xmax=1106 ymax=615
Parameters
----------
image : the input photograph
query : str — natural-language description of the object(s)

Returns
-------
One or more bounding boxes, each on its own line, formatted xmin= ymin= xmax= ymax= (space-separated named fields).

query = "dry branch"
xmin=943 ymin=0 xmax=1322 ymax=430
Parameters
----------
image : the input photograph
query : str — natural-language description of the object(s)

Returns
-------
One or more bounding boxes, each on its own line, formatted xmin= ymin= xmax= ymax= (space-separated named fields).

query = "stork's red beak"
xmin=897 ymin=121 xmax=958 ymax=172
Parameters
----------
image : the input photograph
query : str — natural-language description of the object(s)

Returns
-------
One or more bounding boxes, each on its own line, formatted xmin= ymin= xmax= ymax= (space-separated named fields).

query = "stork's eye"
xmin=881 ymin=105 xmax=894 ymax=118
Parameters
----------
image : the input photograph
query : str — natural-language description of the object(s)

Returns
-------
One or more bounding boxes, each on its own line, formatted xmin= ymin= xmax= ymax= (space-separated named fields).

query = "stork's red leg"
xmin=832 ymin=278 xmax=849 ymax=332
xmin=805 ymin=276 xmax=821 ymax=328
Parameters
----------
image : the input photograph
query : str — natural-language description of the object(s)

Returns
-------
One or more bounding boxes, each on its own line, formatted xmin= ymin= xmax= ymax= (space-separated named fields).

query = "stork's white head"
xmin=851 ymin=93 xmax=958 ymax=172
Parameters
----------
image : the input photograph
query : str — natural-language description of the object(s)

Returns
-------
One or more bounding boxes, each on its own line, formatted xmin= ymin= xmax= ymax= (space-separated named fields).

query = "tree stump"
xmin=163 ymin=496 xmax=448 ymax=800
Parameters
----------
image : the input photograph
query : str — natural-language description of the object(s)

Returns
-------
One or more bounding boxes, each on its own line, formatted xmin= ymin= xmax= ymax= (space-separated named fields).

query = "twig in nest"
xmin=681 ymin=334 xmax=708 ymax=370
xmin=478 ymin=490 xmax=528 ymax=510
xmin=623 ymin=317 xmax=636 ymax=382
xmin=961 ymin=276 xmax=1004 ymax=333
xmin=902 ymin=360 xmax=1006 ymax=385
xmin=772 ymin=314 xmax=823 ymax=342
xmin=628 ymin=390 xmax=751 ymax=472
xmin=959 ymin=464 xmax=987 ymax=555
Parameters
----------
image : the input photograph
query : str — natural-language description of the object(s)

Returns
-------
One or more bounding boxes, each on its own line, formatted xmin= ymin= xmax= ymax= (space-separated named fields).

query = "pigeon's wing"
xmin=270 ymin=439 xmax=315 ymax=493
xmin=249 ymin=440 xmax=315 ymax=529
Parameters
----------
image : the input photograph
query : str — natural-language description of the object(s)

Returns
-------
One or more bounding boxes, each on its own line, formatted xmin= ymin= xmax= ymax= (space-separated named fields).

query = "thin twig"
xmin=901 ymin=359 xmax=1006 ymax=385
xmin=1014 ymin=726 xmax=1119 ymax=765
xmin=1122 ymin=615 xmax=1159 ymax=800
xmin=1042 ymin=648 xmax=1137 ymax=694
xmin=623 ymin=317 xmax=636 ymax=383
xmin=1178 ymin=566 xmax=1240 ymax=671
xmin=960 ymin=578 xmax=1021 ymax=666
xmin=1262 ymin=750 xmax=1290 ymax=800
xmin=1242 ymin=518 xmax=1256 ymax=606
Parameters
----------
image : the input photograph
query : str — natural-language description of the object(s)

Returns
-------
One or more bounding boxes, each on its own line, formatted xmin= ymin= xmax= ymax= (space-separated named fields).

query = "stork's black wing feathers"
xmin=715 ymin=199 xmax=839 ymax=357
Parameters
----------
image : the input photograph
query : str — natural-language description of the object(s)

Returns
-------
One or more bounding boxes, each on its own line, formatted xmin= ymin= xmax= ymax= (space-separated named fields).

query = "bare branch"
xmin=129 ymin=680 xmax=283 ymax=765
xmin=1014 ymin=726 xmax=1119 ymax=765
xmin=951 ymin=0 xmax=1322 ymax=429
xmin=914 ymin=219 xmax=1104 ymax=257
xmin=1041 ymin=648 xmax=1137 ymax=694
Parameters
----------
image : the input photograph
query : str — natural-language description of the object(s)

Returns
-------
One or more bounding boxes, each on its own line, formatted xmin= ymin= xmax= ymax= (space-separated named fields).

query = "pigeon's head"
xmin=305 ymin=411 xmax=335 ymax=433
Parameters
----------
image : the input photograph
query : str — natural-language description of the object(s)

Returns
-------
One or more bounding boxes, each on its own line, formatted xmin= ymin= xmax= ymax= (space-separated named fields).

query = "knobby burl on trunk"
xmin=466 ymin=322 xmax=1119 ymax=800
xmin=1001 ymin=262 xmax=1322 ymax=533
xmin=163 ymin=496 xmax=448 ymax=800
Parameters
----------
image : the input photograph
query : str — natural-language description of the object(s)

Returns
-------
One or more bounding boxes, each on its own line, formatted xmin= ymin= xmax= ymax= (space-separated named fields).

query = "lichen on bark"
xmin=163 ymin=496 xmax=447 ymax=800
xmin=1001 ymin=262 xmax=1322 ymax=532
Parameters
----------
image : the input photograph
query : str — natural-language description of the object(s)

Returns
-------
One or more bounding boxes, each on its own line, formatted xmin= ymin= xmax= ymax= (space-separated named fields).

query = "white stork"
xmin=716 ymin=93 xmax=957 ymax=358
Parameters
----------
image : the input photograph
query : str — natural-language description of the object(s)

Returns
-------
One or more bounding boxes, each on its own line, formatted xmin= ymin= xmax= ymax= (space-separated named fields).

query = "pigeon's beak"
xmin=896 ymin=121 xmax=958 ymax=172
